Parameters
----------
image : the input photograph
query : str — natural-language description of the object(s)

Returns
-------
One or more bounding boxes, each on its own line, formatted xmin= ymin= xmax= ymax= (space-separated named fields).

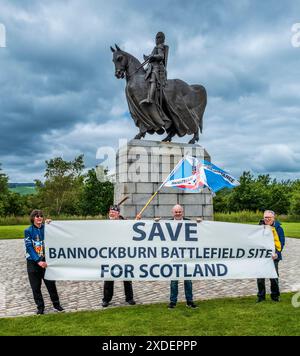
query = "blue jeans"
xmin=170 ymin=280 xmax=193 ymax=303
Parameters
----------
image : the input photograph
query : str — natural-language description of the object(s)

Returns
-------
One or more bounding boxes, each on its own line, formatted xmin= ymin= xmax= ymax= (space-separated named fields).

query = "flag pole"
xmin=136 ymin=190 xmax=159 ymax=218
xmin=136 ymin=157 xmax=185 ymax=218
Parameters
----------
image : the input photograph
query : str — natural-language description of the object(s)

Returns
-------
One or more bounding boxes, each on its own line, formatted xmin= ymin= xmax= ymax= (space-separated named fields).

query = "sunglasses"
xmin=35 ymin=215 xmax=44 ymax=218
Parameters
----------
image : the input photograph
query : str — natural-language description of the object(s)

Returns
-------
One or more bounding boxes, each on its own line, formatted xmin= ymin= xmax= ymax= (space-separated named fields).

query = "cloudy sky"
xmin=0 ymin=0 xmax=300 ymax=182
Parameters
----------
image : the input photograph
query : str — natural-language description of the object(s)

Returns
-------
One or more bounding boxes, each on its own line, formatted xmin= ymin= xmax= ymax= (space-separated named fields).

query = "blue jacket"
xmin=260 ymin=219 xmax=285 ymax=260
xmin=273 ymin=220 xmax=285 ymax=261
xmin=24 ymin=224 xmax=45 ymax=262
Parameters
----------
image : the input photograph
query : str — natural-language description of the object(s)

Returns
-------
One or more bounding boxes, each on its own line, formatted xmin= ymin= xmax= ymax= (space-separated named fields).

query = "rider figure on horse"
xmin=140 ymin=31 xmax=169 ymax=106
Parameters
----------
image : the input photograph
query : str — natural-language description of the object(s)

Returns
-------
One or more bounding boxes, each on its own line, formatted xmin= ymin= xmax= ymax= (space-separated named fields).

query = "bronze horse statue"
xmin=111 ymin=44 xmax=207 ymax=144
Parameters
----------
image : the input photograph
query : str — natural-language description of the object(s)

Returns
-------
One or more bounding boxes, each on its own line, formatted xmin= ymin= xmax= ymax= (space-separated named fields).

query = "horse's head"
xmin=111 ymin=44 xmax=128 ymax=79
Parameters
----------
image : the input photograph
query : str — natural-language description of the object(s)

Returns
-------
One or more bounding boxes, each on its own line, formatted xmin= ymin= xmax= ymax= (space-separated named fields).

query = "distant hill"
xmin=8 ymin=183 xmax=36 ymax=195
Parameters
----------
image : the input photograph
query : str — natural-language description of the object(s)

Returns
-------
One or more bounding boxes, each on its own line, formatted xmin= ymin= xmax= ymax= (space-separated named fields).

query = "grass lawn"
xmin=0 ymin=225 xmax=27 ymax=239
xmin=281 ymin=223 xmax=300 ymax=238
xmin=0 ymin=222 xmax=299 ymax=239
xmin=0 ymin=293 xmax=299 ymax=336
xmin=9 ymin=186 xmax=36 ymax=195
xmin=243 ymin=222 xmax=300 ymax=239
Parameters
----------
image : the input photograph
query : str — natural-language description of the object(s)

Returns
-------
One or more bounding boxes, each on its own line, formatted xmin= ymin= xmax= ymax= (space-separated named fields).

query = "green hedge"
xmin=0 ymin=215 xmax=106 ymax=226
xmin=214 ymin=211 xmax=300 ymax=223
xmin=1 ymin=211 xmax=300 ymax=226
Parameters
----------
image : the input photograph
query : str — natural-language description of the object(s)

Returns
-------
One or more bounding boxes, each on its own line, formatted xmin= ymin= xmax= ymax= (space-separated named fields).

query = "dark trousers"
xmin=257 ymin=260 xmax=280 ymax=299
xmin=103 ymin=281 xmax=133 ymax=303
xmin=170 ymin=280 xmax=193 ymax=304
xmin=27 ymin=260 xmax=60 ymax=310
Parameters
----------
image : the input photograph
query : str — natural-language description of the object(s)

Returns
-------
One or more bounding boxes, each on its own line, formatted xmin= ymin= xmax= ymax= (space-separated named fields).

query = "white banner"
xmin=45 ymin=220 xmax=277 ymax=281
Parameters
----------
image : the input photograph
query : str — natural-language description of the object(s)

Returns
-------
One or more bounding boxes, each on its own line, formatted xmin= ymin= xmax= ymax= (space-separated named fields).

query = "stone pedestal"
xmin=114 ymin=140 xmax=213 ymax=220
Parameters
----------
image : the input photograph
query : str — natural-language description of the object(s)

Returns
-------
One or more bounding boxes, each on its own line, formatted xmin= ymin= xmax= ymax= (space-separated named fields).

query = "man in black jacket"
xmin=102 ymin=205 xmax=136 ymax=307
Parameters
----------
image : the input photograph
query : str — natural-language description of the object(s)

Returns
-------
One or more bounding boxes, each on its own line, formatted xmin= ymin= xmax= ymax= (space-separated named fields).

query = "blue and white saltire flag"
xmin=163 ymin=156 xmax=240 ymax=194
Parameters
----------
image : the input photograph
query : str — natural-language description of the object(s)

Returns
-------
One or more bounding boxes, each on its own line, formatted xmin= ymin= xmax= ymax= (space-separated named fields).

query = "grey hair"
xmin=264 ymin=210 xmax=275 ymax=216
xmin=172 ymin=204 xmax=183 ymax=211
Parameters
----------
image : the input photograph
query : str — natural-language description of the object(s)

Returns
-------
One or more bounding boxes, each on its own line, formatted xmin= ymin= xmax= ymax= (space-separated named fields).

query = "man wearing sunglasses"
xmin=24 ymin=209 xmax=64 ymax=314
xmin=257 ymin=210 xmax=285 ymax=303
xmin=102 ymin=205 xmax=136 ymax=308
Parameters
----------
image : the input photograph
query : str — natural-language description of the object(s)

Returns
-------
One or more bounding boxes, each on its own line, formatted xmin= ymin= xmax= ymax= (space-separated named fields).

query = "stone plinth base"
xmin=114 ymin=140 xmax=213 ymax=220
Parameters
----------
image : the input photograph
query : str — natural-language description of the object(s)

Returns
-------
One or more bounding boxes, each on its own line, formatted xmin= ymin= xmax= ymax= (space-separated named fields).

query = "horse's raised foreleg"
xmin=188 ymin=130 xmax=199 ymax=144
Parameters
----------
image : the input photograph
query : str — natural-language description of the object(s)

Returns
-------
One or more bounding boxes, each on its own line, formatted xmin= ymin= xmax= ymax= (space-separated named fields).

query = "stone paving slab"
xmin=0 ymin=238 xmax=299 ymax=317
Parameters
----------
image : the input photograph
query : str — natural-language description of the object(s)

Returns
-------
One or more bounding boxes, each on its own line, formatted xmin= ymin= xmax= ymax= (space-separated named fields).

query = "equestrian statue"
xmin=111 ymin=32 xmax=207 ymax=144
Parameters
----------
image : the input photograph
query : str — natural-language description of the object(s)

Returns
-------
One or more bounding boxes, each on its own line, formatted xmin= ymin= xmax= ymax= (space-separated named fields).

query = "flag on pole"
xmin=163 ymin=156 xmax=240 ymax=193
xmin=136 ymin=156 xmax=239 ymax=218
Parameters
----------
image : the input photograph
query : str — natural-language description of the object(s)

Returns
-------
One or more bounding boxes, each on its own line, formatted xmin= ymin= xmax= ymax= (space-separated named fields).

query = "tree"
xmin=213 ymin=188 xmax=231 ymax=212
xmin=215 ymin=172 xmax=292 ymax=214
xmin=80 ymin=168 xmax=114 ymax=216
xmin=289 ymin=180 xmax=300 ymax=215
xmin=268 ymin=182 xmax=291 ymax=215
xmin=228 ymin=172 xmax=270 ymax=212
xmin=36 ymin=155 xmax=85 ymax=215
xmin=0 ymin=163 xmax=8 ymax=195
xmin=4 ymin=192 xmax=28 ymax=216
xmin=290 ymin=191 xmax=300 ymax=215
xmin=24 ymin=192 xmax=43 ymax=214
xmin=0 ymin=164 xmax=9 ymax=215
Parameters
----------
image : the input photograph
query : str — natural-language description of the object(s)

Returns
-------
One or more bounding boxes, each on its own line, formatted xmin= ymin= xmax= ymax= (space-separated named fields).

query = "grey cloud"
xmin=251 ymin=144 xmax=300 ymax=173
xmin=0 ymin=0 xmax=300 ymax=182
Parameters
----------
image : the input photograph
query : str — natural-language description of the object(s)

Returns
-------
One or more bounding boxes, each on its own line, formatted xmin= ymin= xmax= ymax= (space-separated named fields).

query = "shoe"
xmin=168 ymin=302 xmax=176 ymax=309
xmin=36 ymin=308 xmax=44 ymax=315
xmin=256 ymin=297 xmax=266 ymax=303
xmin=127 ymin=299 xmax=136 ymax=305
xmin=186 ymin=301 xmax=198 ymax=309
xmin=102 ymin=301 xmax=109 ymax=308
xmin=271 ymin=297 xmax=280 ymax=302
xmin=53 ymin=304 xmax=64 ymax=312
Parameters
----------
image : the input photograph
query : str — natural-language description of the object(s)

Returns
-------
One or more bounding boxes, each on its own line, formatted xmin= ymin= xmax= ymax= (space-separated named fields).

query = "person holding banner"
xmin=102 ymin=205 xmax=136 ymax=307
xmin=24 ymin=210 xmax=64 ymax=315
xmin=256 ymin=210 xmax=285 ymax=303
xmin=168 ymin=205 xmax=198 ymax=309
xmin=136 ymin=204 xmax=199 ymax=308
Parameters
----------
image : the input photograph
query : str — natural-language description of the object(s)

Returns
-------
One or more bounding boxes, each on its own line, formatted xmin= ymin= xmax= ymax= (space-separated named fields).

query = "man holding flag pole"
xmin=135 ymin=155 xmax=239 ymax=307
xmin=168 ymin=204 xmax=198 ymax=309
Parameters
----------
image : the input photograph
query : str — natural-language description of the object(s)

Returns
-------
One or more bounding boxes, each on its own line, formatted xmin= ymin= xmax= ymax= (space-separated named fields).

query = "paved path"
xmin=0 ymin=238 xmax=299 ymax=317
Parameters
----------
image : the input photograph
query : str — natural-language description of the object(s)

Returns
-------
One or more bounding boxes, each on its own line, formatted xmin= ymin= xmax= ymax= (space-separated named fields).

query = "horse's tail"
xmin=190 ymin=85 xmax=207 ymax=133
